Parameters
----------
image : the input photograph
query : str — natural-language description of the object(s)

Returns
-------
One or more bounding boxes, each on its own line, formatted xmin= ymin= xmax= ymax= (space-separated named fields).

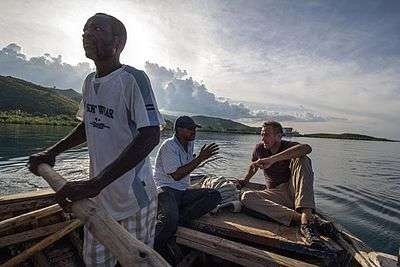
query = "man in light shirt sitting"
xmin=153 ymin=116 xmax=222 ymax=264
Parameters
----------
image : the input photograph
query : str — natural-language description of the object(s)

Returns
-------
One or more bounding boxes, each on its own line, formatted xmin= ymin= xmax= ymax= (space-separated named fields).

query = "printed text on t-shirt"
xmin=86 ymin=104 xmax=114 ymax=119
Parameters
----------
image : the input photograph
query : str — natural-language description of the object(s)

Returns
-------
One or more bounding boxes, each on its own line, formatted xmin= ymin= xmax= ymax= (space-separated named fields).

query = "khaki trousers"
xmin=241 ymin=156 xmax=315 ymax=226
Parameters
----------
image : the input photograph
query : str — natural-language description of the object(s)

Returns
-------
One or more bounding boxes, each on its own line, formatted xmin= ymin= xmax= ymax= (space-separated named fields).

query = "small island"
xmin=301 ymin=133 xmax=397 ymax=142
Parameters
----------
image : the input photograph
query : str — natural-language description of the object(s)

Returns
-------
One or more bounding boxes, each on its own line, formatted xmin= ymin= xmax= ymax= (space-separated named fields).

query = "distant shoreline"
xmin=1 ymin=112 xmax=397 ymax=142
xmin=0 ymin=111 xmax=78 ymax=126
xmin=299 ymin=134 xmax=398 ymax=142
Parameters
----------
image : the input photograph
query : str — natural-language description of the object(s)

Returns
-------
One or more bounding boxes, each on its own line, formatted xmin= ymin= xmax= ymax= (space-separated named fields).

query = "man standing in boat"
xmin=28 ymin=13 xmax=164 ymax=266
xmin=153 ymin=116 xmax=222 ymax=264
xmin=238 ymin=121 xmax=333 ymax=247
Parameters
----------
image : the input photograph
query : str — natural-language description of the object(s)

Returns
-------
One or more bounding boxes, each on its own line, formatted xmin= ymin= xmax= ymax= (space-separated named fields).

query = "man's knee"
xmin=208 ymin=189 xmax=222 ymax=204
xmin=291 ymin=155 xmax=311 ymax=165
xmin=159 ymin=212 xmax=179 ymax=228
xmin=157 ymin=191 xmax=179 ymax=232
xmin=290 ymin=156 xmax=313 ymax=172
xmin=157 ymin=211 xmax=179 ymax=233
xmin=240 ymin=191 xmax=257 ymax=206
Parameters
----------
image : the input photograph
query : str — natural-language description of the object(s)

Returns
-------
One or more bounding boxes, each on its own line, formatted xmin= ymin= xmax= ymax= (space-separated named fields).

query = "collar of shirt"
xmin=173 ymin=135 xmax=194 ymax=154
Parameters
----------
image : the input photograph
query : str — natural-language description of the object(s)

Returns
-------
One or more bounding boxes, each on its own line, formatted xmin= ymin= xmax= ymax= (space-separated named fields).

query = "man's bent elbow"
xmin=170 ymin=172 xmax=182 ymax=181
xmin=303 ymin=144 xmax=312 ymax=154
xmin=150 ymin=127 xmax=161 ymax=148
xmin=141 ymin=126 xmax=161 ymax=148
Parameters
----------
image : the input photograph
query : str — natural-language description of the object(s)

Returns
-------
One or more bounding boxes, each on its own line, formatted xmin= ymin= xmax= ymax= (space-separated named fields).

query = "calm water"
xmin=1 ymin=124 xmax=399 ymax=255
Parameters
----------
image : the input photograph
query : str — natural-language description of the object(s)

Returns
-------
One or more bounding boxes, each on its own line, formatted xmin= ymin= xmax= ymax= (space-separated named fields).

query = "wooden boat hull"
xmin=0 ymin=188 xmax=397 ymax=267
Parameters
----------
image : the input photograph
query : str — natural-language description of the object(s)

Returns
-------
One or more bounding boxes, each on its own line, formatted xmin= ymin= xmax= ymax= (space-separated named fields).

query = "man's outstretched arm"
xmin=254 ymin=143 xmax=311 ymax=169
xmin=28 ymin=122 xmax=87 ymax=175
xmin=169 ymin=143 xmax=219 ymax=181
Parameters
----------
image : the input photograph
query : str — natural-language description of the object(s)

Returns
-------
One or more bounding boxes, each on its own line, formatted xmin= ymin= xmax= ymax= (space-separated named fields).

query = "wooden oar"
xmin=36 ymin=164 xmax=169 ymax=267
xmin=1 ymin=219 xmax=82 ymax=267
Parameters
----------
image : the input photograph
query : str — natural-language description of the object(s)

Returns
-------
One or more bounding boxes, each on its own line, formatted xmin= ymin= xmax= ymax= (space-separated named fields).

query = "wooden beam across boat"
xmin=0 ymin=190 xmax=56 ymax=221
xmin=176 ymin=226 xmax=318 ymax=267
xmin=0 ymin=221 xmax=74 ymax=248
xmin=0 ymin=189 xmax=54 ymax=204
xmin=1 ymin=219 xmax=82 ymax=267
xmin=0 ymin=204 xmax=62 ymax=233
xmin=188 ymin=209 xmax=342 ymax=259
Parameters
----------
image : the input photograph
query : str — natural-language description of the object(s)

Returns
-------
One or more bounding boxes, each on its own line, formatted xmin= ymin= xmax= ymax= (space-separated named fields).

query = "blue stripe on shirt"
xmin=124 ymin=66 xmax=159 ymax=124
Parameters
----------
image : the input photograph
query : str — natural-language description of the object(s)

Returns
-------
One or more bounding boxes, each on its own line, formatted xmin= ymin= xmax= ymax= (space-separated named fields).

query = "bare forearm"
xmin=46 ymin=122 xmax=87 ymax=156
xmin=170 ymin=142 xmax=219 ymax=181
xmin=170 ymin=156 xmax=203 ymax=181
xmin=270 ymin=144 xmax=311 ymax=163
xmin=94 ymin=126 xmax=160 ymax=190
xmin=244 ymin=165 xmax=258 ymax=181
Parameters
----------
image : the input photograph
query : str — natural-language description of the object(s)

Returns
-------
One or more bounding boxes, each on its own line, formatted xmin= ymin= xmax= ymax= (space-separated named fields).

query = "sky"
xmin=1 ymin=0 xmax=399 ymax=139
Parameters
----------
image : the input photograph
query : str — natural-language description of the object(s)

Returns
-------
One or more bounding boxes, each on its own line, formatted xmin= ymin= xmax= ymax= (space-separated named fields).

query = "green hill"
xmin=193 ymin=115 xmax=259 ymax=134
xmin=56 ymin=88 xmax=82 ymax=102
xmin=0 ymin=75 xmax=80 ymax=116
xmin=162 ymin=114 xmax=259 ymax=134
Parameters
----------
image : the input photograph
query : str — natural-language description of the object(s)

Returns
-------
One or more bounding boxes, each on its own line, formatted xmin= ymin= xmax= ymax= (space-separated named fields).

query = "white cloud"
xmin=0 ymin=43 xmax=92 ymax=90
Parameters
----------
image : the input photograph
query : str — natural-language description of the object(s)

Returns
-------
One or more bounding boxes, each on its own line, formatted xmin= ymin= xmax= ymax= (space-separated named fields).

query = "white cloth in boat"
xmin=77 ymin=65 xmax=164 ymax=220
xmin=201 ymin=176 xmax=242 ymax=213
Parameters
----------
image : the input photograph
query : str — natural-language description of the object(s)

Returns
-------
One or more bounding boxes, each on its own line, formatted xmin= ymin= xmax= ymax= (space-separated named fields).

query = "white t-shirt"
xmin=153 ymin=135 xmax=194 ymax=191
xmin=77 ymin=65 xmax=164 ymax=220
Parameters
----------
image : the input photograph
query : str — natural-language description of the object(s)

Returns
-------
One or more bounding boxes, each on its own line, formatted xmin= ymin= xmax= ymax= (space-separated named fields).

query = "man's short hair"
xmin=95 ymin=13 xmax=127 ymax=51
xmin=262 ymin=121 xmax=283 ymax=134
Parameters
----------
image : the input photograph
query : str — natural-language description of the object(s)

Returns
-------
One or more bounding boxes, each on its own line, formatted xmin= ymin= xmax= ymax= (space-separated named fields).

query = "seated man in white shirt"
xmin=153 ymin=116 xmax=222 ymax=263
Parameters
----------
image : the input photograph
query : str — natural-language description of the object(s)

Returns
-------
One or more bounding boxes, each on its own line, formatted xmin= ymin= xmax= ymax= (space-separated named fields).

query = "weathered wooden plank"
xmin=0 ymin=199 xmax=56 ymax=219
xmin=189 ymin=209 xmax=340 ymax=259
xmin=0 ymin=204 xmax=62 ymax=233
xmin=33 ymin=251 xmax=51 ymax=267
xmin=176 ymin=227 xmax=318 ymax=267
xmin=370 ymin=253 xmax=398 ymax=267
xmin=0 ymin=221 xmax=72 ymax=248
xmin=2 ymin=219 xmax=82 ymax=267
xmin=0 ymin=190 xmax=54 ymax=205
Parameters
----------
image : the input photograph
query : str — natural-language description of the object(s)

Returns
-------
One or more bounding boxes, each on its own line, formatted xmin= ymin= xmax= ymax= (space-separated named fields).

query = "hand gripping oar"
xmin=36 ymin=163 xmax=170 ymax=267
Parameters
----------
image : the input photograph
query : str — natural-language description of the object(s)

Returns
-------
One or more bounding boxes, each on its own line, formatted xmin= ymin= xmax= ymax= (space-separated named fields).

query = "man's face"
xmin=261 ymin=126 xmax=281 ymax=149
xmin=82 ymin=15 xmax=118 ymax=61
xmin=177 ymin=127 xmax=196 ymax=142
